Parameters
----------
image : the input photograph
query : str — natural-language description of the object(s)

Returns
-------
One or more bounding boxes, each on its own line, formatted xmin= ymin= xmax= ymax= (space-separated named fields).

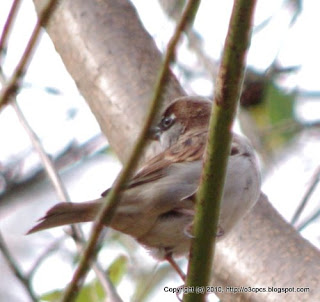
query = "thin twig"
xmin=184 ymin=1 xmax=257 ymax=301
xmin=12 ymin=101 xmax=70 ymax=200
xmin=92 ymin=262 xmax=123 ymax=302
xmin=12 ymin=101 xmax=122 ymax=302
xmin=159 ymin=1 xmax=219 ymax=80
xmin=0 ymin=20 xmax=118 ymax=295
xmin=60 ymin=1 xmax=201 ymax=301
xmin=260 ymin=119 xmax=320 ymax=135
xmin=0 ymin=0 xmax=58 ymax=110
xmin=0 ymin=28 xmax=119 ymax=300
xmin=0 ymin=231 xmax=38 ymax=302
xmin=0 ymin=0 xmax=22 ymax=67
xmin=0 ymin=44 xmax=119 ymax=299
xmin=297 ymin=207 xmax=320 ymax=232
xmin=0 ymin=3 xmax=59 ymax=300
xmin=297 ymin=90 xmax=320 ymax=99
xmin=27 ymin=237 xmax=65 ymax=280
xmin=286 ymin=0 xmax=302 ymax=26
xmin=291 ymin=166 xmax=320 ymax=226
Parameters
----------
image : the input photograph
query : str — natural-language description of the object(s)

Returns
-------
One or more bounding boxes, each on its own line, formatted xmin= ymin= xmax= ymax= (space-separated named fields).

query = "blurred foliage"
xmin=41 ymin=255 xmax=128 ymax=302
xmin=108 ymin=254 xmax=128 ymax=285
xmin=243 ymin=80 xmax=296 ymax=149
xmin=41 ymin=279 xmax=104 ymax=302
xmin=1 ymin=0 xmax=320 ymax=301
xmin=132 ymin=262 xmax=174 ymax=302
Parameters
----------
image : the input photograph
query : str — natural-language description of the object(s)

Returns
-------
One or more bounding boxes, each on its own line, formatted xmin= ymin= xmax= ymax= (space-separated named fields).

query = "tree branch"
xmin=0 ymin=0 xmax=22 ymax=67
xmin=0 ymin=231 xmax=38 ymax=302
xmin=0 ymin=36 xmax=121 ymax=300
xmin=31 ymin=0 xmax=320 ymax=301
xmin=33 ymin=0 xmax=185 ymax=163
xmin=0 ymin=0 xmax=58 ymax=109
xmin=12 ymin=101 xmax=122 ymax=302
xmin=184 ymin=1 xmax=257 ymax=301
xmin=59 ymin=1 xmax=200 ymax=301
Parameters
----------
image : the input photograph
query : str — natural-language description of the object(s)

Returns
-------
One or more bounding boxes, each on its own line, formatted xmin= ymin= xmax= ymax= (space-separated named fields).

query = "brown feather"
xmin=27 ymin=201 xmax=100 ymax=234
xmin=163 ymin=98 xmax=211 ymax=134
xmin=125 ymin=129 xmax=207 ymax=188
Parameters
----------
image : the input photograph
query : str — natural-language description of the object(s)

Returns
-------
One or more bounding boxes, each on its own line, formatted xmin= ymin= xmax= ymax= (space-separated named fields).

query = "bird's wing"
xmin=101 ymin=130 xmax=207 ymax=197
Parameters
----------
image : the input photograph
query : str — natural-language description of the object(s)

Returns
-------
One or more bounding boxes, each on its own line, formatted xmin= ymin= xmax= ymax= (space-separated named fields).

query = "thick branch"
xmin=212 ymin=193 xmax=320 ymax=301
xmin=32 ymin=0 xmax=320 ymax=301
xmin=33 ymin=0 xmax=185 ymax=163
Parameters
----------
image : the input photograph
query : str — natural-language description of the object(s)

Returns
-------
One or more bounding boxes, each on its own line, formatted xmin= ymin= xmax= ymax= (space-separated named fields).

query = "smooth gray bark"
xmin=33 ymin=0 xmax=320 ymax=300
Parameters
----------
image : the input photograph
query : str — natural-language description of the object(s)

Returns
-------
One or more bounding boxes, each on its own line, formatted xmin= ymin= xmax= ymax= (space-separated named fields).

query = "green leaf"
xmin=246 ymin=81 xmax=297 ymax=149
xmin=75 ymin=279 xmax=104 ymax=302
xmin=40 ymin=279 xmax=105 ymax=302
xmin=108 ymin=255 xmax=128 ymax=286
xmin=41 ymin=289 xmax=63 ymax=301
xmin=266 ymin=82 xmax=295 ymax=125
xmin=40 ymin=255 xmax=128 ymax=302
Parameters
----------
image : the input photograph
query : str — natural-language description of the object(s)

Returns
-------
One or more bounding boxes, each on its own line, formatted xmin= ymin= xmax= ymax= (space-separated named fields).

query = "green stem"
xmin=184 ymin=1 xmax=257 ymax=301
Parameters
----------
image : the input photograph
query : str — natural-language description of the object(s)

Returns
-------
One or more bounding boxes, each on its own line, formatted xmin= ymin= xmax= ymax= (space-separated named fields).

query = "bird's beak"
xmin=148 ymin=126 xmax=161 ymax=141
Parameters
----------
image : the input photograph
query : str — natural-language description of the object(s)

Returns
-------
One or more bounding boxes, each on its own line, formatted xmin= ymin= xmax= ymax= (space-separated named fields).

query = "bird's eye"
xmin=230 ymin=145 xmax=239 ymax=155
xmin=161 ymin=115 xmax=175 ymax=129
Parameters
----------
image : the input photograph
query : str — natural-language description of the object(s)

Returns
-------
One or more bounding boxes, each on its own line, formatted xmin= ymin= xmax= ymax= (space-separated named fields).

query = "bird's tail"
xmin=27 ymin=200 xmax=101 ymax=234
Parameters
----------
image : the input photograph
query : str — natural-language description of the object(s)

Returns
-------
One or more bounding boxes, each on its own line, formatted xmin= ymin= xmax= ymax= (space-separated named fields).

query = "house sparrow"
xmin=28 ymin=96 xmax=261 ymax=278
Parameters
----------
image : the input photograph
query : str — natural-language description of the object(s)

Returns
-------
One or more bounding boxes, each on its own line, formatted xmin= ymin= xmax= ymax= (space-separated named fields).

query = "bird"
xmin=27 ymin=96 xmax=261 ymax=279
